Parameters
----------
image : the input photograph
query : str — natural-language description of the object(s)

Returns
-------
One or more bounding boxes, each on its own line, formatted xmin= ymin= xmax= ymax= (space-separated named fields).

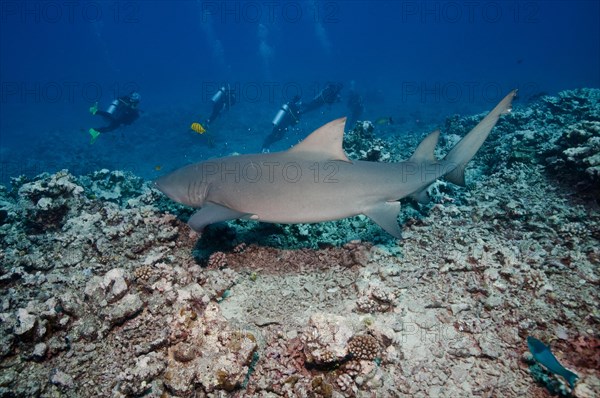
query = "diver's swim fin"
xmin=89 ymin=102 xmax=98 ymax=115
xmin=89 ymin=128 xmax=101 ymax=144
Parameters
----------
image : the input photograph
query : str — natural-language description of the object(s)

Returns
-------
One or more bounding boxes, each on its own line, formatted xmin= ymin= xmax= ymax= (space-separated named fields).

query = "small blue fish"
xmin=527 ymin=336 xmax=579 ymax=388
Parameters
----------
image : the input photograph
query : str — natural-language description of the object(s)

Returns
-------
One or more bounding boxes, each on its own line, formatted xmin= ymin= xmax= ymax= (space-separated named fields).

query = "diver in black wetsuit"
xmin=89 ymin=92 xmax=141 ymax=143
xmin=262 ymin=95 xmax=303 ymax=151
xmin=206 ymin=85 xmax=236 ymax=126
xmin=346 ymin=89 xmax=364 ymax=128
xmin=262 ymin=82 xmax=343 ymax=151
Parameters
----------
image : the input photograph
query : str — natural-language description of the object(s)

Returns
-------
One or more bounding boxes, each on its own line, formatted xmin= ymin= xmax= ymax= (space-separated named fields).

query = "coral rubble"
xmin=0 ymin=89 xmax=599 ymax=397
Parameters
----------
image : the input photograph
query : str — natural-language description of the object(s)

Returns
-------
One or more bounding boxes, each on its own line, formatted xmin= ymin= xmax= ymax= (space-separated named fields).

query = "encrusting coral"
xmin=0 ymin=89 xmax=598 ymax=397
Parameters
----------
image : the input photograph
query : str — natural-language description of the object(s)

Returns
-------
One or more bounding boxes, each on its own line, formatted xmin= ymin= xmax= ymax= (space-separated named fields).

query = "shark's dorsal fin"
xmin=288 ymin=117 xmax=351 ymax=162
xmin=409 ymin=130 xmax=440 ymax=163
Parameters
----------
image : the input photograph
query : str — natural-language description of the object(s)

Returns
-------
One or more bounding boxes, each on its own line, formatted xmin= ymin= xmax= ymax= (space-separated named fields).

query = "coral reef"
xmin=343 ymin=120 xmax=392 ymax=162
xmin=15 ymin=170 xmax=84 ymax=233
xmin=347 ymin=335 xmax=380 ymax=360
xmin=546 ymin=121 xmax=600 ymax=182
xmin=0 ymin=89 xmax=599 ymax=397
xmin=444 ymin=88 xmax=600 ymax=200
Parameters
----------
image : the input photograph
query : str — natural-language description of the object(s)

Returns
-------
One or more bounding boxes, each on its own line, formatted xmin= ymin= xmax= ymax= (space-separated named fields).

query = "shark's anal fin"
xmin=287 ymin=117 xmax=351 ymax=162
xmin=445 ymin=167 xmax=466 ymax=187
xmin=188 ymin=203 xmax=249 ymax=233
xmin=364 ymin=201 xmax=402 ymax=238
xmin=411 ymin=186 xmax=432 ymax=204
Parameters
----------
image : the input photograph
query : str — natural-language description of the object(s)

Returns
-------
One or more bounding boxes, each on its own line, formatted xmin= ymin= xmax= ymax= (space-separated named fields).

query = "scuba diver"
xmin=298 ymin=82 xmax=343 ymax=114
xmin=262 ymin=82 xmax=342 ymax=150
xmin=206 ymin=85 xmax=236 ymax=126
xmin=262 ymin=95 xmax=302 ymax=151
xmin=88 ymin=92 xmax=141 ymax=144
xmin=188 ymin=85 xmax=236 ymax=148
xmin=346 ymin=89 xmax=364 ymax=128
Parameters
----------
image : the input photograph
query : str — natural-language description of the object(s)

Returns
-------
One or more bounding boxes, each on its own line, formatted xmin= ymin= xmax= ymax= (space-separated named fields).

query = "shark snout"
xmin=153 ymin=175 xmax=181 ymax=202
xmin=153 ymin=177 xmax=167 ymax=194
xmin=153 ymin=169 xmax=208 ymax=208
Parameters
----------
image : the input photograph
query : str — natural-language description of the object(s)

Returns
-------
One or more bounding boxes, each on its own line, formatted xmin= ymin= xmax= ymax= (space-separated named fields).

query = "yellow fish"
xmin=375 ymin=116 xmax=394 ymax=125
xmin=154 ymin=165 xmax=162 ymax=171
xmin=191 ymin=122 xmax=206 ymax=134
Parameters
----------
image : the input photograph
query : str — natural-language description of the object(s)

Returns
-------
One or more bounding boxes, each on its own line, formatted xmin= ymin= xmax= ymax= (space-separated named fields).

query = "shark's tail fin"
xmin=444 ymin=90 xmax=517 ymax=186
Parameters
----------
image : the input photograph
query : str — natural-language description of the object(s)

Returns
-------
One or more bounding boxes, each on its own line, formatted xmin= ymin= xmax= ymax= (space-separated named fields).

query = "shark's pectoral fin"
xmin=364 ymin=201 xmax=402 ymax=238
xmin=188 ymin=203 xmax=249 ymax=233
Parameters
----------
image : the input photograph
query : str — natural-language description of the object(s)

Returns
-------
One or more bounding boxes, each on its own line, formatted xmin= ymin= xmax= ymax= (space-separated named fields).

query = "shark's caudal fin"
xmin=287 ymin=117 xmax=351 ymax=162
xmin=444 ymin=90 xmax=517 ymax=186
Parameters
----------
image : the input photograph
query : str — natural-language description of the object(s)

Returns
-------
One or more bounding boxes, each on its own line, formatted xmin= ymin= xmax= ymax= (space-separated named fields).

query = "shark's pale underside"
xmin=155 ymin=90 xmax=517 ymax=238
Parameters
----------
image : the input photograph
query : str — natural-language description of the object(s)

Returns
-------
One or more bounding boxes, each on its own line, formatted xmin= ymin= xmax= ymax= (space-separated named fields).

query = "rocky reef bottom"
xmin=1 ymin=89 xmax=599 ymax=397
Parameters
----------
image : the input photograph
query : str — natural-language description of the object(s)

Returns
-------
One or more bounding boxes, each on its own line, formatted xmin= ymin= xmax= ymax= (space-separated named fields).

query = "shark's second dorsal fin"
xmin=409 ymin=130 xmax=440 ymax=163
xmin=288 ymin=117 xmax=351 ymax=162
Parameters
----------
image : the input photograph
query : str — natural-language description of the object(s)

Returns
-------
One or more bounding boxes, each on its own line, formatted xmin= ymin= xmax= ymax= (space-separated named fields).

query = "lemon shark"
xmin=155 ymin=90 xmax=516 ymax=238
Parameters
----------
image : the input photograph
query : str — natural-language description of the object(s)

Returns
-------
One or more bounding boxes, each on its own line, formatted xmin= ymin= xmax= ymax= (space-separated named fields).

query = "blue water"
xmin=1 ymin=1 xmax=599 ymax=184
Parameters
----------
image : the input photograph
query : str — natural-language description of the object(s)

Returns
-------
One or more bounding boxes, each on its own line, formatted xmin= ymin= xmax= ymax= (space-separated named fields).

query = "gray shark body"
xmin=155 ymin=90 xmax=516 ymax=238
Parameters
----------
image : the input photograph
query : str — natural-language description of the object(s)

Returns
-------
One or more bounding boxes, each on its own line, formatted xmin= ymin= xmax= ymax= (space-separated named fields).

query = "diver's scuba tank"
xmin=106 ymin=99 xmax=120 ymax=115
xmin=206 ymin=87 xmax=230 ymax=125
xmin=272 ymin=104 xmax=290 ymax=128
xmin=273 ymin=103 xmax=300 ymax=130
xmin=211 ymin=87 xmax=225 ymax=103
xmin=264 ymin=101 xmax=300 ymax=150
